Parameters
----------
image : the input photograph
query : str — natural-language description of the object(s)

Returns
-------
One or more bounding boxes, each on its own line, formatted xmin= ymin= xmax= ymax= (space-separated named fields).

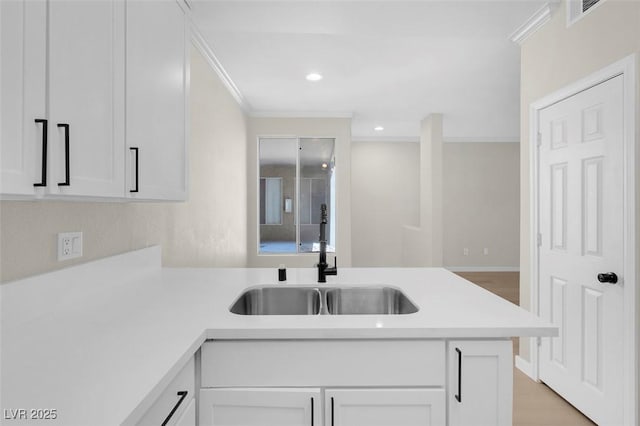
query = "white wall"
xmin=351 ymin=141 xmax=419 ymax=266
xmin=443 ymin=143 xmax=520 ymax=268
xmin=350 ymin=140 xmax=520 ymax=268
xmin=0 ymin=46 xmax=249 ymax=283
xmin=519 ymin=0 xmax=640 ymax=362
xmin=246 ymin=116 xmax=352 ymax=268
xmin=399 ymin=114 xmax=444 ymax=267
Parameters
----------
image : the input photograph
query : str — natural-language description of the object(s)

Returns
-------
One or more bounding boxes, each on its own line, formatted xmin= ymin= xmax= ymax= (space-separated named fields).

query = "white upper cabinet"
xmin=1 ymin=0 xmax=46 ymax=197
xmin=126 ymin=0 xmax=188 ymax=201
xmin=47 ymin=0 xmax=125 ymax=197
xmin=1 ymin=0 xmax=188 ymax=201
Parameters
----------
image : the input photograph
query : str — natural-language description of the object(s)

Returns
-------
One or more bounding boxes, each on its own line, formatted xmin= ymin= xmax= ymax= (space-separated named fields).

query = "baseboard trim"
xmin=445 ymin=266 xmax=520 ymax=272
xmin=515 ymin=355 xmax=537 ymax=381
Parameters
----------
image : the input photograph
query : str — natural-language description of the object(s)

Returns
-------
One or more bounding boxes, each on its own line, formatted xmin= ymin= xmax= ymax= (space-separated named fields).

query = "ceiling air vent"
xmin=582 ymin=0 xmax=600 ymax=13
xmin=567 ymin=0 xmax=605 ymax=26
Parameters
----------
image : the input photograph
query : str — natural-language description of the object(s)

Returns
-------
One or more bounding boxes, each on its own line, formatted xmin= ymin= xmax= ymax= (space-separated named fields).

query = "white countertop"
xmin=0 ymin=247 xmax=556 ymax=425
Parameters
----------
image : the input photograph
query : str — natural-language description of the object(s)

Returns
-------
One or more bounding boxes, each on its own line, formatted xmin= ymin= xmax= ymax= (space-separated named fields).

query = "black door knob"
xmin=597 ymin=272 xmax=618 ymax=284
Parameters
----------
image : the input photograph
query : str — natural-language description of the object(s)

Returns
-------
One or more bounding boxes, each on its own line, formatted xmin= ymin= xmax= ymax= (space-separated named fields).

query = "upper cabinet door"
xmin=47 ymin=0 xmax=125 ymax=198
xmin=1 ymin=0 xmax=47 ymax=197
xmin=126 ymin=0 xmax=188 ymax=201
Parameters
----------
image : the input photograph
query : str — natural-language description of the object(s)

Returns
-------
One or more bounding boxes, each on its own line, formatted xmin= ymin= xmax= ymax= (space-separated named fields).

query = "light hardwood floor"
xmin=455 ymin=272 xmax=596 ymax=426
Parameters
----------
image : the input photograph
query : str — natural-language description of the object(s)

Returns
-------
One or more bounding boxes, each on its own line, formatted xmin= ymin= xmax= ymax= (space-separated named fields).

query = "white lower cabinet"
xmin=200 ymin=388 xmax=321 ymax=426
xmin=199 ymin=340 xmax=449 ymax=426
xmin=192 ymin=338 xmax=512 ymax=426
xmin=136 ymin=357 xmax=195 ymax=426
xmin=447 ymin=340 xmax=513 ymax=426
xmin=327 ymin=388 xmax=446 ymax=426
xmin=199 ymin=388 xmax=442 ymax=426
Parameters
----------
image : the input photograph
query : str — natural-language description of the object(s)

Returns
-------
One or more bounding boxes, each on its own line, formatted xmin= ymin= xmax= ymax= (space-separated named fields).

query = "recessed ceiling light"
xmin=306 ymin=73 xmax=323 ymax=82
xmin=374 ymin=126 xmax=384 ymax=131
xmin=321 ymin=163 xmax=328 ymax=169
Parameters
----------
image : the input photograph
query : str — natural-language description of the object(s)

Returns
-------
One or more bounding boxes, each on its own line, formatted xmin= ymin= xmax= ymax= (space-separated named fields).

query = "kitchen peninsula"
xmin=0 ymin=247 xmax=556 ymax=425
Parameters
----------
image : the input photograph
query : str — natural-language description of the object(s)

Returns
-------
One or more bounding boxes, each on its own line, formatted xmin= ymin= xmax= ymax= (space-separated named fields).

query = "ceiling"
xmin=191 ymin=0 xmax=544 ymax=141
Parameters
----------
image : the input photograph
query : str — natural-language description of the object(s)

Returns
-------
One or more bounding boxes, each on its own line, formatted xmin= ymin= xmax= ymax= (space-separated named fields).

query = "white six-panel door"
xmin=538 ymin=75 xmax=624 ymax=425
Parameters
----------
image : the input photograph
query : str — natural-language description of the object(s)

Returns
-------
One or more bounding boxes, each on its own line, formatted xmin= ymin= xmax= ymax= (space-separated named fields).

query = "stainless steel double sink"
xmin=230 ymin=286 xmax=419 ymax=316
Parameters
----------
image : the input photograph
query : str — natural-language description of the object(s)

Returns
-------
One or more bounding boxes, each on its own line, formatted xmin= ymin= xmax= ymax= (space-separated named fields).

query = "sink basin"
xmin=230 ymin=286 xmax=321 ymax=315
xmin=230 ymin=285 xmax=418 ymax=315
xmin=326 ymin=286 xmax=418 ymax=315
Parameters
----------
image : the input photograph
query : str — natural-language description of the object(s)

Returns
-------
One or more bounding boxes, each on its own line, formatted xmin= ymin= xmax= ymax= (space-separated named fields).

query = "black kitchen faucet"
xmin=317 ymin=203 xmax=337 ymax=283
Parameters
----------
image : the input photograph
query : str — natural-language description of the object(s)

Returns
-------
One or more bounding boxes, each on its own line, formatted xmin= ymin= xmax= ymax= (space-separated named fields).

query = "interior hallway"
xmin=455 ymin=272 xmax=596 ymax=426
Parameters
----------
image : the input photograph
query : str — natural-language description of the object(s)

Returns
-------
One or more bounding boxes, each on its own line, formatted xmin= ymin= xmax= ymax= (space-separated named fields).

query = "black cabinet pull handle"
xmin=310 ymin=397 xmax=314 ymax=426
xmin=34 ymin=119 xmax=47 ymax=187
xmin=455 ymin=347 xmax=462 ymax=403
xmin=129 ymin=147 xmax=139 ymax=193
xmin=597 ymin=272 xmax=618 ymax=284
xmin=161 ymin=390 xmax=188 ymax=426
xmin=331 ymin=396 xmax=334 ymax=426
xmin=57 ymin=123 xmax=70 ymax=186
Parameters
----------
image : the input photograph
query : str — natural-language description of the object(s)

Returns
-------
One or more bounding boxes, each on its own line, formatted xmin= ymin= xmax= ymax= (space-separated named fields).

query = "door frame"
xmin=528 ymin=54 xmax=637 ymax=425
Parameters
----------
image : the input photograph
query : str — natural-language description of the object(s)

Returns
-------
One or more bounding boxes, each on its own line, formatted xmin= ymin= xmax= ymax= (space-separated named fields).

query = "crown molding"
xmin=190 ymin=22 xmax=251 ymax=111
xmin=509 ymin=2 xmax=555 ymax=45
xmin=351 ymin=136 xmax=519 ymax=143
xmin=250 ymin=111 xmax=354 ymax=119
xmin=443 ymin=136 xmax=519 ymax=143
xmin=352 ymin=136 xmax=420 ymax=143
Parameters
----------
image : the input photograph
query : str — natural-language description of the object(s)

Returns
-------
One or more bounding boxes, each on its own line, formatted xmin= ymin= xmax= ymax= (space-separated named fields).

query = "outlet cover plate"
xmin=58 ymin=232 xmax=83 ymax=261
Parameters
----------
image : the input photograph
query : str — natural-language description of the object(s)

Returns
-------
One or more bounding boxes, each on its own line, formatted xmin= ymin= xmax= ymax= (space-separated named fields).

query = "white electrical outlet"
xmin=58 ymin=232 xmax=83 ymax=261
xmin=483 ymin=248 xmax=489 ymax=255
xmin=463 ymin=248 xmax=469 ymax=256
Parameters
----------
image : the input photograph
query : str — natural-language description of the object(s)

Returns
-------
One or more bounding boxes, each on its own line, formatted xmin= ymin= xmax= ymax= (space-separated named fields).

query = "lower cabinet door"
xmin=136 ymin=357 xmax=195 ymax=426
xmin=326 ymin=388 xmax=446 ymax=426
xmin=448 ymin=340 xmax=513 ymax=426
xmin=174 ymin=398 xmax=196 ymax=426
xmin=200 ymin=388 xmax=321 ymax=426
